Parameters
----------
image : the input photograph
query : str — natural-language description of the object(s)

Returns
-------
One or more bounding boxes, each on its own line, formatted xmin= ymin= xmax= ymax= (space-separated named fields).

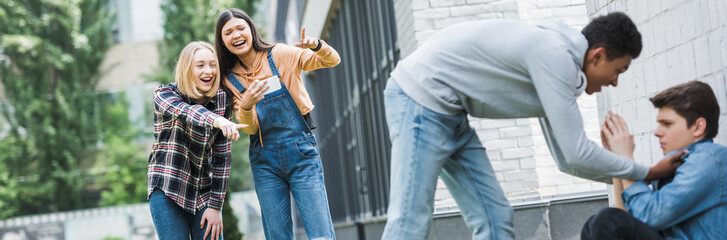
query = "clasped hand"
xmin=601 ymin=111 xmax=685 ymax=181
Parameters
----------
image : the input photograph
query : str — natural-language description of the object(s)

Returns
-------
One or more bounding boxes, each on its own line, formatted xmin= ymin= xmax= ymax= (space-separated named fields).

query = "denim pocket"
xmin=384 ymin=91 xmax=409 ymax=141
xmin=249 ymin=147 xmax=262 ymax=165
xmin=262 ymin=93 xmax=294 ymax=128
xmin=295 ymin=140 xmax=320 ymax=159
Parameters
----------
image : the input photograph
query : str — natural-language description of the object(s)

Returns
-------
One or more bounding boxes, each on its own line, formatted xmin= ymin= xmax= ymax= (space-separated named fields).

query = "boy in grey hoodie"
xmin=382 ymin=12 xmax=685 ymax=240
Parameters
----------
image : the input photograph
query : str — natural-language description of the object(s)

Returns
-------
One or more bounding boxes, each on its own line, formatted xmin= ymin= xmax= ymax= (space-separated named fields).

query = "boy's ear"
xmin=692 ymin=117 xmax=707 ymax=139
xmin=587 ymin=47 xmax=606 ymax=65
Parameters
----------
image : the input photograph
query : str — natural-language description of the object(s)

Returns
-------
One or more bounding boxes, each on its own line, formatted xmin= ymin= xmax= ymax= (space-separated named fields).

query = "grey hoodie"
xmin=391 ymin=19 xmax=648 ymax=182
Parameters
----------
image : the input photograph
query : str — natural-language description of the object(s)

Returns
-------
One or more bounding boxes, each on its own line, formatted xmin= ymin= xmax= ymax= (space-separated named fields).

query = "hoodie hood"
xmin=533 ymin=19 xmax=589 ymax=96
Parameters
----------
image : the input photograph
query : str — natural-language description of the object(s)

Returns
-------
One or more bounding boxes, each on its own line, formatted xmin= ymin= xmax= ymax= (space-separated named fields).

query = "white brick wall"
xmin=395 ymin=0 xmax=419 ymax=58
xmin=408 ymin=0 xmax=519 ymax=46
xmin=586 ymin=0 xmax=727 ymax=203
xmin=394 ymin=0 xmax=607 ymax=211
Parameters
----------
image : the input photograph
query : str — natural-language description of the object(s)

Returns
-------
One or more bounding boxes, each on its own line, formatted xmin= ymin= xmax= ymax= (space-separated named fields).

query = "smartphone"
xmin=261 ymin=76 xmax=281 ymax=95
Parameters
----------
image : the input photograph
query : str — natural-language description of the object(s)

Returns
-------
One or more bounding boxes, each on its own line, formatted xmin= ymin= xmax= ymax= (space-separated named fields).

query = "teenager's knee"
xmin=582 ymin=208 xmax=629 ymax=239
xmin=594 ymin=207 xmax=630 ymax=223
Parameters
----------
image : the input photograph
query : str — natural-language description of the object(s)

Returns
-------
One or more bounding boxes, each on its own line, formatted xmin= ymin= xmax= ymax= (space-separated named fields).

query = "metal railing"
xmin=306 ymin=0 xmax=399 ymax=224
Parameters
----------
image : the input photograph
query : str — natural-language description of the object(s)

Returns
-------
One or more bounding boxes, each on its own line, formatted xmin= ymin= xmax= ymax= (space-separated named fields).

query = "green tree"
xmin=222 ymin=190 xmax=244 ymax=240
xmin=228 ymin=135 xmax=252 ymax=192
xmin=0 ymin=0 xmax=115 ymax=217
xmin=95 ymin=94 xmax=148 ymax=207
xmin=150 ymin=0 xmax=261 ymax=238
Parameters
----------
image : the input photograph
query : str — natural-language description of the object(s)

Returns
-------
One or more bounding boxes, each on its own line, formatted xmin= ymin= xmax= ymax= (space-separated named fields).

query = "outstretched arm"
xmin=154 ymin=85 xmax=246 ymax=140
xmin=294 ymin=27 xmax=341 ymax=71
xmin=153 ymin=84 xmax=220 ymax=128
xmin=528 ymin=49 xmax=647 ymax=181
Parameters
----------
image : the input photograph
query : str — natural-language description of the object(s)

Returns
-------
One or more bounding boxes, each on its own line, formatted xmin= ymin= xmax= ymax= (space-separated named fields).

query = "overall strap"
xmin=267 ymin=48 xmax=280 ymax=77
xmin=226 ymin=71 xmax=246 ymax=93
xmin=266 ymin=47 xmax=315 ymax=130
xmin=227 ymin=48 xmax=277 ymax=93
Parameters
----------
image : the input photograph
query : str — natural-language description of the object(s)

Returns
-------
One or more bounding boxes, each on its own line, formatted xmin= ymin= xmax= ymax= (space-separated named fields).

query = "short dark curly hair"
xmin=582 ymin=12 xmax=642 ymax=60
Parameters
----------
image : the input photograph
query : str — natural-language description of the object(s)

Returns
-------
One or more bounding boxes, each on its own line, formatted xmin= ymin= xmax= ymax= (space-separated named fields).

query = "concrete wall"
xmin=330 ymin=194 xmax=609 ymax=240
xmin=97 ymin=41 xmax=159 ymax=91
xmin=393 ymin=0 xmax=608 ymax=212
xmin=95 ymin=41 xmax=161 ymax=131
xmin=0 ymin=203 xmax=155 ymax=240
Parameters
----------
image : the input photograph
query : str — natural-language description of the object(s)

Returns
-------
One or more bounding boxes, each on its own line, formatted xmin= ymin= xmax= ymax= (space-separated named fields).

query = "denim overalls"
xmin=227 ymin=49 xmax=335 ymax=240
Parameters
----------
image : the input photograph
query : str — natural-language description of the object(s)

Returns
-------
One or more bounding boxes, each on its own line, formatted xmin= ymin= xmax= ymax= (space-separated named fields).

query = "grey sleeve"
xmin=539 ymin=118 xmax=610 ymax=183
xmin=527 ymin=49 xmax=649 ymax=181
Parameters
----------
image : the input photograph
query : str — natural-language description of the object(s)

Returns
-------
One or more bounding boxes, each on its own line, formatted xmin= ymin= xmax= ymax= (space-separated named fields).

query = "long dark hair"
xmin=214 ymin=8 xmax=274 ymax=73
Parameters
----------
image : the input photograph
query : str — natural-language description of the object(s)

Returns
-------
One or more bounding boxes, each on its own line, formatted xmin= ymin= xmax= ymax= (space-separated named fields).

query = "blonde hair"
xmin=174 ymin=41 xmax=220 ymax=100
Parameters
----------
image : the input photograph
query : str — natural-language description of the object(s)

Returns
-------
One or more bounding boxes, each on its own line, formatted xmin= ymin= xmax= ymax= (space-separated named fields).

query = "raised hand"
xmin=602 ymin=111 xmax=634 ymax=158
xmin=294 ymin=27 xmax=320 ymax=49
xmin=600 ymin=126 xmax=611 ymax=151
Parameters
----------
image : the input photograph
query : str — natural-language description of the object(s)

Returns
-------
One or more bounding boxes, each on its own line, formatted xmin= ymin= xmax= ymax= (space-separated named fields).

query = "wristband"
xmin=311 ymin=40 xmax=322 ymax=52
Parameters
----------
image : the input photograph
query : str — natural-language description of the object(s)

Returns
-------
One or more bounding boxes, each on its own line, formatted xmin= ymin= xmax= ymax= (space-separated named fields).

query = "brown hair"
xmin=174 ymin=41 xmax=219 ymax=100
xmin=214 ymin=8 xmax=274 ymax=74
xmin=650 ymin=81 xmax=720 ymax=139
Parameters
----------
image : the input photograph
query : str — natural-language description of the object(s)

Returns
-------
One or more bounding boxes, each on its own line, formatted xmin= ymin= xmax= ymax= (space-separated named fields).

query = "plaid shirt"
xmin=147 ymin=83 xmax=232 ymax=214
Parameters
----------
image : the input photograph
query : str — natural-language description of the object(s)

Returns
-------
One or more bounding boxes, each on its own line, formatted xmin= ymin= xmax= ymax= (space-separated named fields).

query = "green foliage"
xmin=223 ymin=190 xmax=244 ymax=240
xmin=0 ymin=0 xmax=260 ymax=222
xmin=229 ymin=136 xmax=252 ymax=192
xmin=96 ymin=94 xmax=148 ymax=207
xmin=0 ymin=0 xmax=115 ymax=218
xmin=0 ymin=153 xmax=20 ymax=218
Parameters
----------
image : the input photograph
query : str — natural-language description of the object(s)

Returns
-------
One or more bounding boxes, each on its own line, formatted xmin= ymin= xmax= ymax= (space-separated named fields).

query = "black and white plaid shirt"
xmin=147 ymin=83 xmax=232 ymax=214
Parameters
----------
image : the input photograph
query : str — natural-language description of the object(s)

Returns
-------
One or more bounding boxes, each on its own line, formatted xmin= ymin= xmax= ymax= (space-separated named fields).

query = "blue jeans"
xmin=149 ymin=189 xmax=222 ymax=240
xmin=381 ymin=80 xmax=515 ymax=240
xmin=250 ymin=135 xmax=335 ymax=240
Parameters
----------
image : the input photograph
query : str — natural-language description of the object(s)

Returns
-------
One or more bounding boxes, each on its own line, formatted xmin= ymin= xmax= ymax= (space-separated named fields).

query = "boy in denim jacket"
xmin=582 ymin=81 xmax=727 ymax=240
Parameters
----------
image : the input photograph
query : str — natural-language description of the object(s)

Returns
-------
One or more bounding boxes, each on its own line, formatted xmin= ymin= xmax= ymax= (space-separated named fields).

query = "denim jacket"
xmin=622 ymin=138 xmax=727 ymax=239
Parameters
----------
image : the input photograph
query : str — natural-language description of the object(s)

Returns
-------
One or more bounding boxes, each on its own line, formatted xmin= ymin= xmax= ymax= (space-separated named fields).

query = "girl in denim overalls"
xmin=214 ymin=8 xmax=341 ymax=240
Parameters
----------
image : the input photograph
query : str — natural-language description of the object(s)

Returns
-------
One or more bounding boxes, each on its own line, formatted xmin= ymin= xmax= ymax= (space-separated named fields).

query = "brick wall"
xmin=585 ymin=0 xmax=727 ymax=202
xmin=394 ymin=0 xmax=607 ymax=212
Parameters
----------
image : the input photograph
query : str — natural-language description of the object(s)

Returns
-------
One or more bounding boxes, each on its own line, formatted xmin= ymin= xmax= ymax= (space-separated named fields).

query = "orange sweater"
xmin=223 ymin=42 xmax=340 ymax=135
